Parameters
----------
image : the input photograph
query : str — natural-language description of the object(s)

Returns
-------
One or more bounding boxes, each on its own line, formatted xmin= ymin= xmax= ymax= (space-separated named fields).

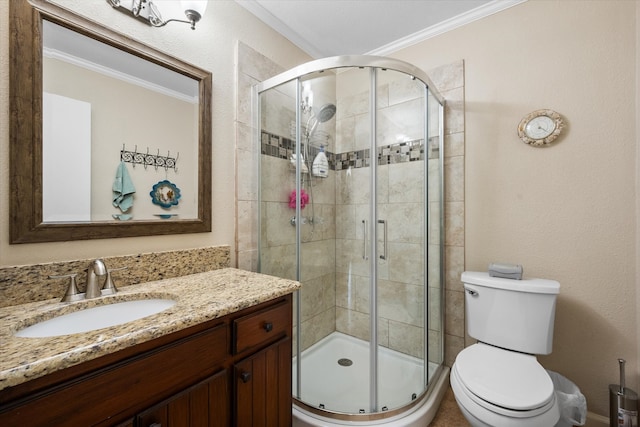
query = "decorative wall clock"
xmin=517 ymin=109 xmax=565 ymax=146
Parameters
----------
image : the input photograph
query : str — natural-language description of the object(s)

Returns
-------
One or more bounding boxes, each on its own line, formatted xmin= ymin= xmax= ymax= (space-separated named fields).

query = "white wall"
xmin=394 ymin=0 xmax=638 ymax=418
xmin=0 ymin=0 xmax=310 ymax=266
xmin=42 ymin=92 xmax=92 ymax=222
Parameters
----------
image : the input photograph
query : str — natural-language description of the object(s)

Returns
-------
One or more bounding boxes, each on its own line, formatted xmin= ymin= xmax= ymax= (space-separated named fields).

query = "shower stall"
xmin=255 ymin=56 xmax=446 ymax=426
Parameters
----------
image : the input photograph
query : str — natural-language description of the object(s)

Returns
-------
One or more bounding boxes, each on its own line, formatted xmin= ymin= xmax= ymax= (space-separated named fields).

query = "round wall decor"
xmin=517 ymin=109 xmax=565 ymax=147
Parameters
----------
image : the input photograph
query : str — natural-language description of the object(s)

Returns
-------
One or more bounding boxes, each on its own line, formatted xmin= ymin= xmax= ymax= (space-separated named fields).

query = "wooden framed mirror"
xmin=9 ymin=0 xmax=212 ymax=244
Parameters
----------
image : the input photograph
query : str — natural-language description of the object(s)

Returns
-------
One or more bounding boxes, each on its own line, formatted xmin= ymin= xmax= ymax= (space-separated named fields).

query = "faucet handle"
xmin=102 ymin=267 xmax=127 ymax=296
xmin=49 ymin=274 xmax=84 ymax=302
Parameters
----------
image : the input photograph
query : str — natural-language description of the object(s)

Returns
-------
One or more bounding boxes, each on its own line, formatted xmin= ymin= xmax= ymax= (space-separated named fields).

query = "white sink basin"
xmin=15 ymin=299 xmax=176 ymax=338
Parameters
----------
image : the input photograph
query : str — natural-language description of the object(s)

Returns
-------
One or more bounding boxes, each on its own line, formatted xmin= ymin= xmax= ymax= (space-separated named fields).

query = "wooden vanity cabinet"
xmin=232 ymin=300 xmax=293 ymax=426
xmin=0 ymin=294 xmax=293 ymax=427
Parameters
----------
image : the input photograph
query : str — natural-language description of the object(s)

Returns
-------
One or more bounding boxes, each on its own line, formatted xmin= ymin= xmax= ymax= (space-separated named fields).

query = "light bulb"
xmin=181 ymin=0 xmax=208 ymax=16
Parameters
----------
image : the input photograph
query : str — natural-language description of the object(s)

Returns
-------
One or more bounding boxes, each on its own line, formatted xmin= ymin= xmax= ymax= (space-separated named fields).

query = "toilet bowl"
xmin=450 ymin=343 xmax=560 ymax=426
xmin=451 ymin=272 xmax=562 ymax=427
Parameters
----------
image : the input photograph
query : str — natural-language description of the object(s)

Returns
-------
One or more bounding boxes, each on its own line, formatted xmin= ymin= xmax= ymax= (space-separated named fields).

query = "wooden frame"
xmin=9 ymin=0 xmax=212 ymax=243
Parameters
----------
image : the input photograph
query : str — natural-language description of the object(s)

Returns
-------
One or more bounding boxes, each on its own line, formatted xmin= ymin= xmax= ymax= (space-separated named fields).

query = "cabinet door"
xmin=234 ymin=338 xmax=291 ymax=427
xmin=137 ymin=369 xmax=229 ymax=427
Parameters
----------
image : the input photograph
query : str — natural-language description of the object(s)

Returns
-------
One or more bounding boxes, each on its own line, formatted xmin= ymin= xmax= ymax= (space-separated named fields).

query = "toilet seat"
xmin=451 ymin=364 xmax=560 ymax=427
xmin=454 ymin=343 xmax=555 ymax=413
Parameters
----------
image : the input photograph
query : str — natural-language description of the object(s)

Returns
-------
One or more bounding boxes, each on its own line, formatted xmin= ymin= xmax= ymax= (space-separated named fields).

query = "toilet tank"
xmin=462 ymin=271 xmax=560 ymax=355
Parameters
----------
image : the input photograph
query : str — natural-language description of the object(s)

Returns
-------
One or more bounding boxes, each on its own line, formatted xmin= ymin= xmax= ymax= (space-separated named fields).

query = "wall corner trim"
xmin=368 ymin=0 xmax=529 ymax=57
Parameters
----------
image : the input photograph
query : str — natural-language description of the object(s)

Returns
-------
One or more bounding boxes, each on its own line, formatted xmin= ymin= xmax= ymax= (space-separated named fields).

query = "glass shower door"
xmin=373 ymin=68 xmax=429 ymax=412
xmin=332 ymin=66 xmax=374 ymax=413
xmin=256 ymin=56 xmax=445 ymax=420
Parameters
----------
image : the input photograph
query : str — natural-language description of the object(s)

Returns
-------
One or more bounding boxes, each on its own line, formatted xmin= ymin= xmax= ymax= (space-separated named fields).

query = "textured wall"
xmin=394 ymin=0 xmax=638 ymax=418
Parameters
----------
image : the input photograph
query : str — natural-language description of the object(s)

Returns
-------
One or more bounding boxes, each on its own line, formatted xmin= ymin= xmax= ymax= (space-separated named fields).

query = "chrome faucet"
xmin=85 ymin=259 xmax=107 ymax=299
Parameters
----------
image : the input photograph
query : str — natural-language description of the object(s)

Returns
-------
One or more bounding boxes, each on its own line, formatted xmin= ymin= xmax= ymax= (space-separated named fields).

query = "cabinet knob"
xmin=241 ymin=371 xmax=252 ymax=383
xmin=149 ymin=423 xmax=162 ymax=427
xmin=263 ymin=322 xmax=273 ymax=332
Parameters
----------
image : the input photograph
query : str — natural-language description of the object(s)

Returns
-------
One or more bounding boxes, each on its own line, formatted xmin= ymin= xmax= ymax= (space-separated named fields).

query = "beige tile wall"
xmin=236 ymin=43 xmax=285 ymax=272
xmin=333 ymin=70 xmax=436 ymax=360
xmin=430 ymin=61 xmax=466 ymax=368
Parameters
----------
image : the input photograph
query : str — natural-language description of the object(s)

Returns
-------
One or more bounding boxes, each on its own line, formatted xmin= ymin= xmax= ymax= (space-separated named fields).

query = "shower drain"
xmin=337 ymin=358 xmax=353 ymax=367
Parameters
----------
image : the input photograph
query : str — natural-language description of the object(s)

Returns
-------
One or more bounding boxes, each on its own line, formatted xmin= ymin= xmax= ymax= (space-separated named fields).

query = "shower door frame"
xmin=255 ymin=55 xmax=445 ymax=420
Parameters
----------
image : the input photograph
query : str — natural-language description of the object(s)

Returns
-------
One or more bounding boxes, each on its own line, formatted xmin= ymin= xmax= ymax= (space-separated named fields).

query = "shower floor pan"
xmin=293 ymin=332 xmax=438 ymax=414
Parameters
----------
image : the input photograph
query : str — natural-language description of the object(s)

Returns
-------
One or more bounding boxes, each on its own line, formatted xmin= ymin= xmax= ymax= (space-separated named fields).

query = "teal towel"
xmin=112 ymin=161 xmax=136 ymax=212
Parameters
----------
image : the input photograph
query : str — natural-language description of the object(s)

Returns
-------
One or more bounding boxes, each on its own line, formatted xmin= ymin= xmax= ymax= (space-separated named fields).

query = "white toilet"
xmin=450 ymin=271 xmax=561 ymax=427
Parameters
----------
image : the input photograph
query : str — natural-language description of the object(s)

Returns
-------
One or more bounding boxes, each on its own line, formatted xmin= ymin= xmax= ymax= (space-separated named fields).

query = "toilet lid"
xmin=455 ymin=343 xmax=554 ymax=411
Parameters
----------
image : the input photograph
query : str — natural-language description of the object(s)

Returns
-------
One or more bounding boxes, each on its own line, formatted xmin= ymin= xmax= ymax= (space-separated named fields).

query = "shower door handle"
xmin=378 ymin=219 xmax=387 ymax=260
xmin=362 ymin=220 xmax=368 ymax=260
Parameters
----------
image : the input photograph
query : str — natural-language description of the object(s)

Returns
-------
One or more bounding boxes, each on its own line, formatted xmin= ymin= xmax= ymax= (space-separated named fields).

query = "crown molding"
xmin=236 ymin=0 xmax=528 ymax=59
xmin=369 ymin=0 xmax=528 ymax=56
xmin=44 ymin=47 xmax=198 ymax=104
xmin=235 ymin=0 xmax=324 ymax=59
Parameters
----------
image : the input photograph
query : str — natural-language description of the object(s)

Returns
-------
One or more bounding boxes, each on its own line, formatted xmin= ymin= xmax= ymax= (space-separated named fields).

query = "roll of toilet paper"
xmin=488 ymin=263 xmax=523 ymax=280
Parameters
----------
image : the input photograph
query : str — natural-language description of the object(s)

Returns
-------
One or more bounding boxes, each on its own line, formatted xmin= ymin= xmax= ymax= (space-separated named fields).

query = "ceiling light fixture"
xmin=107 ymin=0 xmax=208 ymax=30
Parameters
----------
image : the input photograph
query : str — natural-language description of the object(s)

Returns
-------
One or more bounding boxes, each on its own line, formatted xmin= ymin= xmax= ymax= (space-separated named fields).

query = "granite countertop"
xmin=0 ymin=268 xmax=300 ymax=392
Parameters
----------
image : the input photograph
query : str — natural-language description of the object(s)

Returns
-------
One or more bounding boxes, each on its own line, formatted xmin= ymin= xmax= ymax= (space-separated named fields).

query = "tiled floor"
xmin=430 ymin=386 xmax=471 ymax=426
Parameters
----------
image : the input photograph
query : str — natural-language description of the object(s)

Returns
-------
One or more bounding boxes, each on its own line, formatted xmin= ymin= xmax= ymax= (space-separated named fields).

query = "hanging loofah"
xmin=288 ymin=189 xmax=309 ymax=209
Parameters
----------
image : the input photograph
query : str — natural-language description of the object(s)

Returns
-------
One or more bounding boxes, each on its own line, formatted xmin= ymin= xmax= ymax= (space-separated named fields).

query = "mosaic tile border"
xmin=260 ymin=130 xmax=435 ymax=171
xmin=335 ymin=148 xmax=370 ymax=170
xmin=378 ymin=139 xmax=425 ymax=166
xmin=261 ymin=131 xmax=335 ymax=168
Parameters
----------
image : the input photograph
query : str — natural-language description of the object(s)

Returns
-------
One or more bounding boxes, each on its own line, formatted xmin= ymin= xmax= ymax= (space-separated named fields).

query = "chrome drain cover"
xmin=338 ymin=358 xmax=353 ymax=367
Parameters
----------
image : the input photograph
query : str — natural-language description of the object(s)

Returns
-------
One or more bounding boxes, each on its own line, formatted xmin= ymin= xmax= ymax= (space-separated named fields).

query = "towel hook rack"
xmin=120 ymin=144 xmax=178 ymax=172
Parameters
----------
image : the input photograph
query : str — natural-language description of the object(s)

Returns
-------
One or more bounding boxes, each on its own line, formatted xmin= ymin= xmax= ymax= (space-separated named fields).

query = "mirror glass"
xmin=10 ymin=0 xmax=212 ymax=243
xmin=42 ymin=20 xmax=199 ymax=222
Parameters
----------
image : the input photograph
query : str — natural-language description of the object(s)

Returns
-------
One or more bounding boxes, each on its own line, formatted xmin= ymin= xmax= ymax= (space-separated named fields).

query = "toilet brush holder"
xmin=610 ymin=359 xmax=638 ymax=427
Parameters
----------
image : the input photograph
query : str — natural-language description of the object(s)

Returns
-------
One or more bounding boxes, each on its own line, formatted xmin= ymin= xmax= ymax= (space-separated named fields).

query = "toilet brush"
xmin=609 ymin=358 xmax=638 ymax=427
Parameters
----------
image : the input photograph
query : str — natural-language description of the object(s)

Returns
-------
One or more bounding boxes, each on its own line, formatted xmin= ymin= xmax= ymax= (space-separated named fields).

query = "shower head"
xmin=306 ymin=103 xmax=336 ymax=137
xmin=316 ymin=103 xmax=336 ymax=123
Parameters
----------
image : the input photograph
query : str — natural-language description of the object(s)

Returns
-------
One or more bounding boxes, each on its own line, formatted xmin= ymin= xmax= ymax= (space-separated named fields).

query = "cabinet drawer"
xmin=233 ymin=300 xmax=289 ymax=354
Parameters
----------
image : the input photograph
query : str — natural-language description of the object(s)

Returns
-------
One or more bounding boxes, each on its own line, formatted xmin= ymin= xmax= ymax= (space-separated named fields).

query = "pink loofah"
xmin=289 ymin=189 xmax=309 ymax=209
